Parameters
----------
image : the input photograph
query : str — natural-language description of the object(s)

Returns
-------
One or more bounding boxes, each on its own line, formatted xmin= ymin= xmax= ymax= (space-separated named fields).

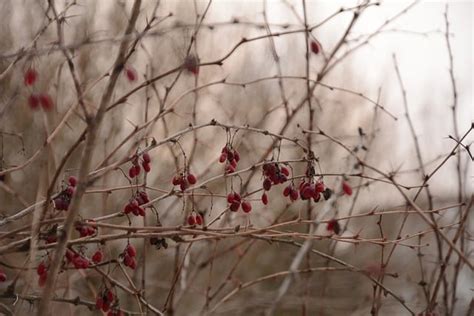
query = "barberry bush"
xmin=0 ymin=1 xmax=472 ymax=315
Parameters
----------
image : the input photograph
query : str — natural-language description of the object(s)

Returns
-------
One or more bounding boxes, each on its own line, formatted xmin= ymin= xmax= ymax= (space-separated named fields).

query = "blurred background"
xmin=0 ymin=0 xmax=472 ymax=315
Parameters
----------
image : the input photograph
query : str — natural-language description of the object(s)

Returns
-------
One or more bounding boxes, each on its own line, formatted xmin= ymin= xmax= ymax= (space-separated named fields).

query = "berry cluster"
xmin=37 ymin=260 xmax=48 ymax=287
xmin=123 ymin=190 xmax=149 ymax=216
xmin=282 ymin=184 xmax=299 ymax=202
xmin=128 ymin=152 xmax=151 ymax=178
xmin=299 ymin=180 xmax=326 ymax=202
xmin=75 ymin=220 xmax=97 ymax=237
xmin=172 ymin=171 xmax=197 ymax=191
xmin=65 ymin=249 xmax=90 ymax=269
xmin=219 ymin=145 xmax=240 ymax=174
xmin=53 ymin=176 xmax=77 ymax=211
xmin=24 ymin=67 xmax=55 ymax=111
xmin=261 ymin=162 xmax=289 ymax=205
xmin=226 ymin=192 xmax=252 ymax=213
xmin=122 ymin=244 xmax=137 ymax=270
xmin=187 ymin=211 xmax=203 ymax=226
xmin=96 ymin=289 xmax=117 ymax=313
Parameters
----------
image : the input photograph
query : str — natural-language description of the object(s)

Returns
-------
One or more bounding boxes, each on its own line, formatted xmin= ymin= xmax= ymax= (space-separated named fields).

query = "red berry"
xmin=24 ymin=68 xmax=38 ymax=86
xmin=233 ymin=193 xmax=241 ymax=202
xmin=39 ymin=93 xmax=54 ymax=111
xmin=0 ymin=273 xmax=6 ymax=282
xmin=126 ymin=244 xmax=137 ymax=257
xmin=226 ymin=165 xmax=235 ymax=174
xmin=234 ymin=151 xmax=240 ymax=162
xmin=38 ymin=272 xmax=47 ymax=287
xmin=128 ymin=257 xmax=137 ymax=269
xmin=68 ymin=176 xmax=77 ymax=187
xmin=180 ymin=180 xmax=188 ymax=191
xmin=124 ymin=66 xmax=137 ymax=82
xmin=134 ymin=165 xmax=141 ymax=176
xmin=327 ymin=219 xmax=340 ymax=234
xmin=96 ymin=297 xmax=104 ymax=310
xmin=281 ymin=166 xmax=289 ymax=177
xmin=263 ymin=178 xmax=272 ymax=191
xmin=230 ymin=201 xmax=240 ymax=212
xmin=102 ymin=302 xmax=110 ymax=312
xmin=219 ymin=153 xmax=227 ymax=163
xmin=187 ymin=215 xmax=196 ymax=225
xmin=315 ymin=181 xmax=325 ymax=193
xmin=139 ymin=191 xmax=149 ymax=203
xmin=142 ymin=152 xmax=151 ymax=163
xmin=301 ymin=186 xmax=314 ymax=200
xmin=310 ymin=41 xmax=320 ymax=54
xmin=92 ymin=250 xmax=103 ymax=263
xmin=283 ymin=186 xmax=291 ymax=197
xmin=65 ymin=249 xmax=75 ymax=262
xmin=227 ymin=193 xmax=235 ymax=204
xmin=129 ymin=167 xmax=136 ymax=178
xmin=241 ymin=201 xmax=252 ymax=213
xmin=290 ymin=189 xmax=299 ymax=201
xmin=195 ymin=214 xmax=203 ymax=225
xmin=28 ymin=94 xmax=40 ymax=110
xmin=187 ymin=173 xmax=197 ymax=185
xmin=106 ymin=290 xmax=114 ymax=303
xmin=184 ymin=55 xmax=199 ymax=75
xmin=37 ymin=261 xmax=47 ymax=275
xmin=342 ymin=181 xmax=353 ymax=196
xmin=261 ymin=193 xmax=268 ymax=205
xmin=172 ymin=176 xmax=181 ymax=185
xmin=65 ymin=186 xmax=75 ymax=196
xmin=124 ymin=202 xmax=133 ymax=214
xmin=142 ymin=161 xmax=151 ymax=173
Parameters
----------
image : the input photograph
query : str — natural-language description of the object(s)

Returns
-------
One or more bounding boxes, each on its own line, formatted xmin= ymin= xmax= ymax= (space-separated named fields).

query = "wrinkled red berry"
xmin=261 ymin=193 xmax=268 ymax=205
